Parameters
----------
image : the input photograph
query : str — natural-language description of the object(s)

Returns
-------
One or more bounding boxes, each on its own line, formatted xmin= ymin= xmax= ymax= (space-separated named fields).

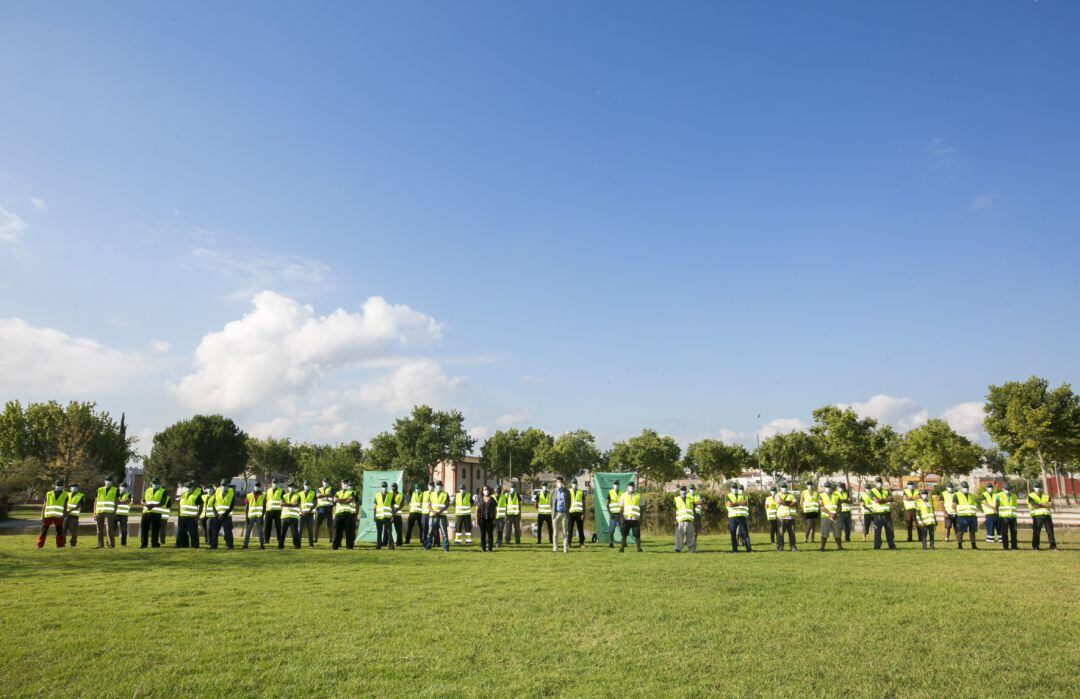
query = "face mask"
xmin=54 ymin=486 xmax=62 ymax=492
xmin=825 ymin=488 xmax=832 ymax=493
xmin=303 ymin=485 xmax=310 ymax=491
xmin=70 ymin=487 xmax=78 ymax=493
xmin=961 ymin=486 xmax=969 ymax=492
xmin=781 ymin=488 xmax=788 ymax=494
xmin=1033 ymin=486 xmax=1041 ymax=492
xmin=436 ymin=486 xmax=443 ymax=493
xmin=541 ymin=486 xmax=548 ymax=492
xmin=921 ymin=494 xmax=928 ymax=500
xmin=180 ymin=487 xmax=189 ymax=495
xmin=510 ymin=487 xmax=516 ymax=493
xmin=382 ymin=487 xmax=388 ymax=493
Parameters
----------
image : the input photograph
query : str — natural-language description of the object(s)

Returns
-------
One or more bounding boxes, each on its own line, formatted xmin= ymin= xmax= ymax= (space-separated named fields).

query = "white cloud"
xmin=969 ymin=194 xmax=997 ymax=212
xmin=190 ymin=246 xmax=334 ymax=298
xmin=150 ymin=339 xmax=170 ymax=353
xmin=927 ymin=137 xmax=957 ymax=168
xmin=0 ymin=318 xmax=166 ymax=394
xmin=942 ymin=401 xmax=988 ymax=444
xmin=716 ymin=428 xmax=750 ymax=445
xmin=520 ymin=375 xmax=545 ymax=385
xmin=840 ymin=394 xmax=928 ymax=432
xmin=174 ymin=291 xmax=446 ymax=413
xmin=495 ymin=407 xmax=532 ymax=426
xmin=757 ymin=418 xmax=806 ymax=440
xmin=30 ymin=197 xmax=46 ymax=210
xmin=0 ymin=207 xmax=26 ymax=243
xmin=349 ymin=359 xmax=465 ymax=413
xmin=248 ymin=417 xmax=292 ymax=439
xmin=469 ymin=426 xmax=491 ymax=442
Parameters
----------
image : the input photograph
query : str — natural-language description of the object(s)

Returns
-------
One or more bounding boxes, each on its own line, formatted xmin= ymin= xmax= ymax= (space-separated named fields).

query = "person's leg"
xmin=332 ymin=517 xmax=343 ymax=549
xmin=904 ymin=510 xmax=914 ymax=542
xmin=872 ymin=515 xmax=883 ymax=550
xmin=495 ymin=518 xmax=504 ymax=547
xmin=675 ymin=522 xmax=684 ymax=552
xmin=149 ymin=514 xmax=160 ymax=548
xmin=819 ymin=519 xmax=830 ymax=551
xmin=632 ymin=522 xmax=642 ymax=551
xmin=1046 ymin=516 xmax=1057 ymax=549
xmin=883 ymin=516 xmax=896 ymax=548
xmin=928 ymin=525 xmax=935 ymax=548
xmin=619 ymin=520 xmax=630 ymax=552
xmin=176 ymin=519 xmax=188 ymax=548
xmin=687 ymin=521 xmax=697 ymax=553
xmin=769 ymin=520 xmax=777 ymax=545
xmin=609 ymin=514 xmax=620 ymax=547
xmin=208 ymin=517 xmax=218 ymax=549
xmin=394 ymin=516 xmax=403 ymax=546
xmin=984 ymin=514 xmax=996 ymax=543
xmin=439 ymin=517 xmax=449 ymax=551
xmin=191 ymin=518 xmax=201 ymax=549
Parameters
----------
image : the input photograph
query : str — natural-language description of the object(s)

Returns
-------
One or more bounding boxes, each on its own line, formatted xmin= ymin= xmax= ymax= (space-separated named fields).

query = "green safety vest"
xmin=246 ymin=492 xmax=266 ymax=518
xmin=776 ymin=493 xmax=796 ymax=519
xmin=837 ymin=491 xmax=852 ymax=512
xmin=495 ymin=493 xmax=507 ymax=518
xmin=569 ymin=489 xmax=585 ymax=513
xmin=1028 ymin=492 xmax=1051 ymax=517
xmin=689 ymin=493 xmax=702 ymax=515
xmin=980 ymin=491 xmax=997 ymax=515
xmin=299 ymin=489 xmax=317 ymax=514
xmin=43 ymin=490 xmax=67 ymax=518
xmin=282 ymin=493 xmax=301 ymax=520
xmin=66 ymin=492 xmax=85 ymax=517
xmin=214 ymin=487 xmax=234 ymax=516
xmin=902 ymin=488 xmax=918 ymax=510
xmin=266 ymin=487 xmax=283 ymax=512
xmin=954 ymin=492 xmax=978 ymax=516
xmin=726 ymin=492 xmax=749 ymax=518
xmin=868 ymin=488 xmax=891 ymax=514
xmin=996 ymin=492 xmax=1017 ymax=519
xmin=801 ymin=489 xmax=820 ymax=513
xmin=505 ymin=493 xmax=520 ymax=515
xmin=764 ymin=495 xmax=778 ymax=520
xmin=409 ymin=491 xmax=424 ymax=514
xmin=154 ymin=494 xmax=171 ymax=519
xmin=941 ymin=491 xmax=956 ymax=514
xmin=915 ymin=498 xmax=936 ymax=526
xmin=95 ymin=485 xmax=119 ymax=514
xmin=143 ymin=486 xmax=165 ymax=512
xmin=116 ymin=491 xmax=131 ymax=516
xmin=608 ymin=489 xmax=622 ymax=514
xmin=454 ymin=492 xmax=472 ymax=517
xmin=393 ymin=492 xmax=403 ymax=514
xmin=374 ymin=491 xmax=394 ymax=520
xmin=621 ymin=493 xmax=641 ymax=520
xmin=201 ymin=492 xmax=215 ymax=518
xmin=316 ymin=486 xmax=335 ymax=508
xmin=428 ymin=491 xmax=449 ymax=517
xmin=334 ymin=489 xmax=357 ymax=516
xmin=819 ymin=491 xmax=841 ymax=516
xmin=536 ymin=492 xmax=551 ymax=515
xmin=179 ymin=489 xmax=203 ymax=517
xmin=674 ymin=495 xmax=694 ymax=523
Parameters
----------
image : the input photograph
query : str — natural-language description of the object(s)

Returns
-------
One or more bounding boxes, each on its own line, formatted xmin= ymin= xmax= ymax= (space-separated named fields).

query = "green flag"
xmin=593 ymin=472 xmax=637 ymax=544
xmin=357 ymin=470 xmax=403 ymax=543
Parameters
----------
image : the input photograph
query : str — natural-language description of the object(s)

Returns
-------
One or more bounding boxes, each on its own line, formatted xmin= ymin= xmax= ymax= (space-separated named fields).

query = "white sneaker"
xmin=552 ymin=546 xmax=557 ymax=552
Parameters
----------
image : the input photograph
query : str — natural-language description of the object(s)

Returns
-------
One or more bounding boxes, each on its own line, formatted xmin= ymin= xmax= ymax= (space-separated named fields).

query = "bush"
xmin=0 ymin=457 xmax=39 ymax=520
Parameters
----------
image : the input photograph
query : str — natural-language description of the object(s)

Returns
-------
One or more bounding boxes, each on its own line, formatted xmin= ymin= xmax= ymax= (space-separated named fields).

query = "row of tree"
xmin=2 ymin=376 xmax=1078 ymax=517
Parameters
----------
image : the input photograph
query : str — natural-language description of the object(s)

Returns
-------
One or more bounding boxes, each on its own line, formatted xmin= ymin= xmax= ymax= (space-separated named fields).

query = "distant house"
xmin=432 ymin=456 xmax=501 ymax=495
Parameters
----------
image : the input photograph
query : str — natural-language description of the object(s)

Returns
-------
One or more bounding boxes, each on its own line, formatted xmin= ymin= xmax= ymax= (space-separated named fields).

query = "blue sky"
xmin=2 ymin=2 xmax=1078 ymax=453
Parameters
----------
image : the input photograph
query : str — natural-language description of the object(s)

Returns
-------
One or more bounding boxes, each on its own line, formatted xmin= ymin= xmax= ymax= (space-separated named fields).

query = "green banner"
xmin=357 ymin=470 xmax=403 ymax=542
xmin=592 ymin=472 xmax=637 ymax=544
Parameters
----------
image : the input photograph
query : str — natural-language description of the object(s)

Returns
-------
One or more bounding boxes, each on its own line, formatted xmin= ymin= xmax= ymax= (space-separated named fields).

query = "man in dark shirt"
xmin=551 ymin=477 xmax=571 ymax=553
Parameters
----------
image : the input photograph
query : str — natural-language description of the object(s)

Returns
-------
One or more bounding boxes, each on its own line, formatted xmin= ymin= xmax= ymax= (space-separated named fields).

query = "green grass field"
xmin=1 ymin=531 xmax=1077 ymax=698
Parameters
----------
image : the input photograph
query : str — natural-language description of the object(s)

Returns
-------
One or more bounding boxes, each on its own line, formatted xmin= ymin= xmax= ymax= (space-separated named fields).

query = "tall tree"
xmin=984 ymin=377 xmax=1080 ymax=492
xmin=246 ymin=437 xmax=300 ymax=484
xmin=810 ymin=405 xmax=878 ymax=481
xmin=295 ymin=441 xmax=365 ymax=486
xmin=682 ymin=439 xmax=751 ymax=483
xmin=480 ymin=428 xmax=553 ymax=482
xmin=899 ymin=418 xmax=982 ymax=487
xmin=144 ymin=415 xmax=249 ymax=485
xmin=756 ymin=430 xmax=822 ymax=486
xmin=534 ymin=429 xmax=599 ymax=480
xmin=365 ymin=405 xmax=476 ymax=486
xmin=606 ymin=429 xmax=681 ymax=489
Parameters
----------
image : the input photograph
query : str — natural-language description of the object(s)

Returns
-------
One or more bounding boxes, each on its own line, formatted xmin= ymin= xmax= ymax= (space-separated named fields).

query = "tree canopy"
xmin=144 ymin=414 xmax=248 ymax=485
xmin=365 ymin=405 xmax=476 ymax=486
xmin=899 ymin=418 xmax=982 ymax=485
xmin=535 ymin=429 xmax=601 ymax=479
xmin=756 ymin=430 xmax=822 ymax=486
xmin=682 ymin=439 xmax=751 ymax=483
xmin=606 ymin=429 xmax=681 ymax=487
xmin=984 ymin=377 xmax=1080 ymax=487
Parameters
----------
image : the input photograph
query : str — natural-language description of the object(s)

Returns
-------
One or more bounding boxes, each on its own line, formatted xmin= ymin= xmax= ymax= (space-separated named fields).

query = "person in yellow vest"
xmin=941 ymin=483 xmax=958 ymax=543
xmin=607 ymin=480 xmax=623 ymax=548
xmin=141 ymin=478 xmax=165 ymax=548
xmin=176 ymin=481 xmax=203 ymax=548
xmin=868 ymin=477 xmax=896 ymax=550
xmin=298 ymin=480 xmax=317 ymax=547
xmin=725 ymin=483 xmax=751 ymax=553
xmin=836 ymin=482 xmax=853 ymax=543
xmin=314 ymin=478 xmax=335 ymax=545
xmin=93 ymin=476 xmax=119 ymax=549
xmin=818 ymin=482 xmax=843 ymax=551
xmin=332 ymin=479 xmax=358 ymax=550
xmin=953 ymin=481 xmax=979 ymax=549
xmin=568 ymin=481 xmax=587 ymax=548
xmin=801 ymin=482 xmax=820 ymax=543
xmin=914 ymin=489 xmax=937 ymax=550
xmin=427 ymin=480 xmax=451 ymax=552
xmin=901 ymin=482 xmax=918 ymax=542
xmin=453 ymin=484 xmax=473 ymax=546
xmin=421 ymin=482 xmax=437 ymax=548
xmin=674 ymin=485 xmax=696 ymax=553
xmin=200 ymin=483 xmax=215 ymax=542
xmin=38 ymin=480 xmax=68 ymax=548
xmin=114 ymin=481 xmax=132 ymax=546
xmin=493 ymin=486 xmax=507 ymax=547
xmin=859 ymin=488 xmax=874 ymax=542
xmin=374 ymin=481 xmax=396 ymax=550
xmin=995 ymin=483 xmax=1019 ymax=551
xmin=775 ymin=483 xmax=799 ymax=552
xmin=210 ymin=479 xmax=236 ymax=550
xmin=618 ymin=482 xmax=643 ymax=553
xmin=534 ymin=484 xmax=552 ymax=545
xmin=981 ymin=483 xmax=1000 ymax=544
xmin=156 ymin=489 xmax=172 ymax=547
xmin=404 ymin=484 xmax=426 ymax=544
xmin=503 ymin=484 xmax=522 ymax=545
xmin=1028 ymin=482 xmax=1057 ymax=551
xmin=63 ymin=483 xmax=85 ymax=547
xmin=765 ymin=485 xmax=779 ymax=544
xmin=390 ymin=483 xmax=404 ymax=546
xmin=243 ymin=483 xmax=266 ymax=549
xmin=279 ymin=483 xmax=302 ymax=549
xmin=688 ymin=484 xmax=703 ymax=535
xmin=263 ymin=478 xmax=284 ymax=545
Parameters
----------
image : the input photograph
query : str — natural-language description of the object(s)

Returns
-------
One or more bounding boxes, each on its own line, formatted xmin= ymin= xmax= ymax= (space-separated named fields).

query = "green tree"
xmin=295 ymin=441 xmax=365 ymax=486
xmin=984 ymin=377 xmax=1080 ymax=492
xmin=246 ymin=437 xmax=300 ymax=484
xmin=682 ymin=439 xmax=751 ymax=483
xmin=365 ymin=405 xmax=476 ymax=486
xmin=810 ymin=405 xmax=878 ymax=483
xmin=756 ymin=430 xmax=822 ymax=486
xmin=479 ymin=428 xmax=554 ymax=482
xmin=899 ymin=418 xmax=982 ymax=487
xmin=534 ymin=429 xmax=600 ymax=480
xmin=606 ymin=429 xmax=681 ymax=489
xmin=144 ymin=415 xmax=249 ymax=485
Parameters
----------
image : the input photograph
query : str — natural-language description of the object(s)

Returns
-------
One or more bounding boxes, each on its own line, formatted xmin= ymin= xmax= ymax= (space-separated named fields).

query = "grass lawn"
xmin=1 ymin=530 xmax=1077 ymax=698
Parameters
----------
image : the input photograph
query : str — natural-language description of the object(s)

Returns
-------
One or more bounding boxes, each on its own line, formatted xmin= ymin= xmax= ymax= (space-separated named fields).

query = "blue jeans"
xmin=428 ymin=516 xmax=449 ymax=551
xmin=608 ymin=513 xmax=622 ymax=545
xmin=983 ymin=514 xmax=997 ymax=541
xmin=728 ymin=517 xmax=750 ymax=551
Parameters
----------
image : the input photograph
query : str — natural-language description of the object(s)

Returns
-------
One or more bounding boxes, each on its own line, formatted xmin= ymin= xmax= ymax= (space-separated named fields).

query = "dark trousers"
xmin=838 ymin=511 xmax=852 ymax=542
xmin=536 ymin=514 xmax=552 ymax=543
xmin=1032 ymin=516 xmax=1057 ymax=549
xmin=495 ymin=518 xmax=506 ymax=545
xmin=455 ymin=515 xmax=472 ymax=541
xmin=114 ymin=515 xmax=129 ymax=546
xmin=917 ymin=523 xmax=935 ymax=549
xmin=375 ymin=519 xmax=395 ymax=549
xmin=568 ymin=512 xmax=586 ymax=546
xmin=176 ymin=517 xmax=200 ymax=548
xmin=999 ymin=517 xmax=1018 ymax=549
xmin=420 ymin=514 xmax=431 ymax=547
xmin=140 ymin=513 xmax=161 ymax=548
xmin=159 ymin=518 xmax=168 ymax=546
xmin=903 ymin=509 xmax=916 ymax=541
xmin=503 ymin=515 xmax=521 ymax=544
xmin=37 ymin=517 xmax=66 ymax=548
xmin=957 ymin=515 xmax=978 ymax=548
xmin=405 ymin=513 xmax=424 ymax=543
xmin=777 ymin=520 xmax=797 ymax=550
xmin=608 ymin=513 xmax=622 ymax=545
xmin=872 ymin=514 xmax=896 ymax=550
xmin=244 ymin=517 xmax=264 ymax=548
xmin=944 ymin=514 xmax=958 ymax=539
xmin=314 ymin=508 xmax=334 ymax=542
xmin=729 ymin=517 xmax=751 ymax=551
xmin=264 ymin=510 xmax=282 ymax=542
xmin=984 ymin=513 xmax=998 ymax=542
xmin=479 ymin=518 xmax=495 ymax=550
xmin=392 ymin=515 xmax=403 ymax=545
xmin=768 ymin=519 xmax=778 ymax=543
xmin=210 ymin=515 xmax=234 ymax=549
xmin=200 ymin=517 xmax=210 ymax=541
xmin=862 ymin=514 xmax=872 ymax=536
xmin=299 ymin=514 xmax=315 ymax=546
xmin=618 ymin=520 xmax=641 ymax=551
xmin=279 ymin=518 xmax=301 ymax=548
xmin=428 ymin=515 xmax=449 ymax=551
xmin=332 ymin=514 xmax=356 ymax=549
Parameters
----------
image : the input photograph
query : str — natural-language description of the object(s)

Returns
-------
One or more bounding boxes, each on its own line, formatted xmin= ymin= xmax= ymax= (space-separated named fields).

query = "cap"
xmin=380 ymin=481 xmax=388 ymax=488
xmin=435 ymin=480 xmax=443 ymax=487
xmin=54 ymin=478 xmax=63 ymax=486
xmin=303 ymin=480 xmax=310 ymax=486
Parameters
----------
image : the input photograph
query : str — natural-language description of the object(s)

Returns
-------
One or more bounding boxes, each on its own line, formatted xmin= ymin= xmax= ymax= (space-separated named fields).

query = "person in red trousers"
xmin=38 ymin=480 xmax=68 ymax=548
